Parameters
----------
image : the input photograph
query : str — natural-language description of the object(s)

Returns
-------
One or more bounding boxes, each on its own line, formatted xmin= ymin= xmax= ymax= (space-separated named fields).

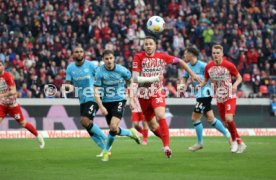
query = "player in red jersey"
xmin=197 ymin=44 xmax=247 ymax=153
xmin=129 ymin=83 xmax=149 ymax=145
xmin=0 ymin=61 xmax=45 ymax=149
xmin=131 ymin=36 xmax=200 ymax=158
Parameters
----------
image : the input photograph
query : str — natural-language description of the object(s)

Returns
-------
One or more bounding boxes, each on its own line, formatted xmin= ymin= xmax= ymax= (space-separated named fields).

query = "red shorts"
xmin=217 ymin=98 xmax=236 ymax=121
xmin=138 ymin=93 xmax=166 ymax=121
xmin=0 ymin=104 xmax=25 ymax=122
xmin=131 ymin=112 xmax=145 ymax=122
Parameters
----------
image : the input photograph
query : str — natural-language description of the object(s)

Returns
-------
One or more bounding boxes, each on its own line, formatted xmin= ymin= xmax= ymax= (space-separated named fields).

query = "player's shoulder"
xmin=2 ymin=71 xmax=12 ymax=78
xmin=116 ymin=64 xmax=128 ymax=72
xmin=134 ymin=52 xmax=146 ymax=59
xmin=66 ymin=62 xmax=76 ymax=70
xmin=206 ymin=60 xmax=215 ymax=68
xmin=222 ymin=58 xmax=235 ymax=66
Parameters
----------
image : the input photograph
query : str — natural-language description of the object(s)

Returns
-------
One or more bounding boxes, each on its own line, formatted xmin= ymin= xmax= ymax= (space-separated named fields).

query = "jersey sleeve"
xmin=132 ymin=55 xmax=141 ymax=72
xmin=183 ymin=70 xmax=189 ymax=78
xmin=227 ymin=62 xmax=239 ymax=76
xmin=65 ymin=66 xmax=72 ymax=82
xmin=121 ymin=67 xmax=131 ymax=81
xmin=6 ymin=73 xmax=16 ymax=87
xmin=161 ymin=52 xmax=175 ymax=64
xmin=90 ymin=62 xmax=98 ymax=76
xmin=94 ymin=68 xmax=102 ymax=87
xmin=204 ymin=63 xmax=211 ymax=80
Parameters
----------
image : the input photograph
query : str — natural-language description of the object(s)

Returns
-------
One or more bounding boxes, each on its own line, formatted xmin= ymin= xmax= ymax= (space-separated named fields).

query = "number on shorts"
xmin=156 ymin=97 xmax=163 ymax=104
xmin=88 ymin=105 xmax=94 ymax=114
xmin=227 ymin=104 xmax=231 ymax=111
xmin=195 ymin=102 xmax=203 ymax=110
xmin=118 ymin=102 xmax=123 ymax=111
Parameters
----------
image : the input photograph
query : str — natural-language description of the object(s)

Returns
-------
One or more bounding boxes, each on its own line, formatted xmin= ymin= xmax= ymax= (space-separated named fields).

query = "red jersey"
xmin=0 ymin=72 xmax=17 ymax=106
xmin=204 ymin=59 xmax=239 ymax=103
xmin=132 ymin=52 xmax=176 ymax=99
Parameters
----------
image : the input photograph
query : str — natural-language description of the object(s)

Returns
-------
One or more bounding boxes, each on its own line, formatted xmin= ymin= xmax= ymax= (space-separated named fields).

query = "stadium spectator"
xmin=0 ymin=0 xmax=274 ymax=98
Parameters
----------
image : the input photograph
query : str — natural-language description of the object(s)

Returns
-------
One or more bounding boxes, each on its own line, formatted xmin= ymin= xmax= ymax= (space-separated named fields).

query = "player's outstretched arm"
xmin=94 ymin=86 xmax=108 ymax=115
xmin=0 ymin=86 xmax=17 ymax=98
xmin=179 ymin=60 xmax=201 ymax=83
xmin=196 ymin=78 xmax=208 ymax=90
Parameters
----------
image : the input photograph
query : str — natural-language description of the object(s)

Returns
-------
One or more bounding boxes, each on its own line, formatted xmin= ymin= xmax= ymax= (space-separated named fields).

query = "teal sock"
xmin=91 ymin=124 xmax=107 ymax=141
xmin=193 ymin=121 xmax=203 ymax=145
xmin=105 ymin=132 xmax=116 ymax=151
xmin=211 ymin=118 xmax=230 ymax=138
xmin=91 ymin=134 xmax=105 ymax=150
xmin=118 ymin=128 xmax=131 ymax=137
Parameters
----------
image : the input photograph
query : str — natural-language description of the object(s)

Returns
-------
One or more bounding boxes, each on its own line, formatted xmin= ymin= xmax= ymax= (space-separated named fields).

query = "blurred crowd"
xmin=0 ymin=0 xmax=275 ymax=98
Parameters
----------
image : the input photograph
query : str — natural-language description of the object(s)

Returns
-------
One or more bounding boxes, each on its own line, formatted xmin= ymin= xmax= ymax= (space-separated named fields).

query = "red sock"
xmin=153 ymin=126 xmax=162 ymax=138
xmin=135 ymin=126 xmax=143 ymax=134
xmin=227 ymin=121 xmax=240 ymax=142
xmin=158 ymin=118 xmax=170 ymax=147
xmin=142 ymin=129 xmax=148 ymax=139
xmin=24 ymin=122 xmax=38 ymax=136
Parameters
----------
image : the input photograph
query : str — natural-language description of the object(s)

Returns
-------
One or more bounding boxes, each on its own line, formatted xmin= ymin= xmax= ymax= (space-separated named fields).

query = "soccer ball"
xmin=147 ymin=16 xmax=165 ymax=34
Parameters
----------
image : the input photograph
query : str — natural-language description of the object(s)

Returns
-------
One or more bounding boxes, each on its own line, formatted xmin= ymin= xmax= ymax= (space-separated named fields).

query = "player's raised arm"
xmin=178 ymin=59 xmax=201 ymax=83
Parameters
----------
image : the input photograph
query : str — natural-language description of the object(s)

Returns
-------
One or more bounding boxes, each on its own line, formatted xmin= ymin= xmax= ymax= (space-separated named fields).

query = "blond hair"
xmin=212 ymin=44 xmax=223 ymax=51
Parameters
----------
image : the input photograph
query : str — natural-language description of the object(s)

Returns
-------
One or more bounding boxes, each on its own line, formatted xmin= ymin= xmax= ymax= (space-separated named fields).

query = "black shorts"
xmin=80 ymin=101 xmax=99 ymax=120
xmin=194 ymin=96 xmax=212 ymax=114
xmin=103 ymin=100 xmax=126 ymax=125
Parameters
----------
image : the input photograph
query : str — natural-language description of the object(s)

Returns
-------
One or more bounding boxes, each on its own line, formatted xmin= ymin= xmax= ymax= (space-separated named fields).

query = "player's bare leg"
xmin=20 ymin=120 xmax=45 ymax=149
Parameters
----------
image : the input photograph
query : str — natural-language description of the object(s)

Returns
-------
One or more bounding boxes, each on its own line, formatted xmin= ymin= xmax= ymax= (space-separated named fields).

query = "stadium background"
xmin=0 ymin=0 xmax=275 ymax=134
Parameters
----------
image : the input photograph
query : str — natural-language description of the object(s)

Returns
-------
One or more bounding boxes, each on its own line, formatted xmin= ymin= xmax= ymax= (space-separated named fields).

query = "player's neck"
xmin=191 ymin=58 xmax=197 ymax=65
xmin=104 ymin=64 xmax=115 ymax=71
xmin=214 ymin=59 xmax=223 ymax=65
xmin=75 ymin=59 xmax=85 ymax=66
xmin=145 ymin=52 xmax=155 ymax=57
xmin=0 ymin=71 xmax=4 ymax=76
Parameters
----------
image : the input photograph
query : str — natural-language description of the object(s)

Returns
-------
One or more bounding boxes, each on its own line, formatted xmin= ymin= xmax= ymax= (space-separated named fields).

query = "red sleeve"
xmin=226 ymin=61 xmax=239 ymax=76
xmin=160 ymin=52 xmax=174 ymax=64
xmin=5 ymin=73 xmax=16 ymax=87
xmin=204 ymin=63 xmax=211 ymax=80
xmin=132 ymin=54 xmax=141 ymax=72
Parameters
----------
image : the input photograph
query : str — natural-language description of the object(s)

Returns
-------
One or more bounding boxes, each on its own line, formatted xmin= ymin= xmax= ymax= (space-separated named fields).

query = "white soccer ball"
xmin=147 ymin=16 xmax=165 ymax=34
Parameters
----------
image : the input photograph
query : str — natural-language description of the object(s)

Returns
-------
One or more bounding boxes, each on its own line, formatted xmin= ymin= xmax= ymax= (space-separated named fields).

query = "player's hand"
xmin=99 ymin=106 xmax=108 ymax=116
xmin=192 ymin=75 xmax=202 ymax=83
xmin=232 ymin=84 xmax=238 ymax=93
xmin=196 ymin=83 xmax=202 ymax=90
xmin=158 ymin=74 xmax=164 ymax=82
xmin=129 ymin=99 xmax=135 ymax=111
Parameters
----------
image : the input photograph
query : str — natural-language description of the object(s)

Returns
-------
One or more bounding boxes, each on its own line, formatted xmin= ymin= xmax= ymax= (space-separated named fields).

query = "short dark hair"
xmin=144 ymin=36 xmax=157 ymax=43
xmin=102 ymin=49 xmax=114 ymax=57
xmin=186 ymin=46 xmax=199 ymax=57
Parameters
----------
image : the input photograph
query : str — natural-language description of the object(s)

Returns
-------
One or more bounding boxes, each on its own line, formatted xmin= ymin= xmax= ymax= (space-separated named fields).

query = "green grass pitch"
xmin=0 ymin=136 xmax=275 ymax=180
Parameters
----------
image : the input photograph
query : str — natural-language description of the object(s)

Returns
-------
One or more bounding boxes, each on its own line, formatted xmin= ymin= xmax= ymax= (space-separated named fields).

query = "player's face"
xmin=144 ymin=39 xmax=156 ymax=56
xmin=73 ymin=48 xmax=84 ymax=62
xmin=212 ymin=48 xmax=223 ymax=64
xmin=184 ymin=50 xmax=192 ymax=62
xmin=103 ymin=53 xmax=115 ymax=70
